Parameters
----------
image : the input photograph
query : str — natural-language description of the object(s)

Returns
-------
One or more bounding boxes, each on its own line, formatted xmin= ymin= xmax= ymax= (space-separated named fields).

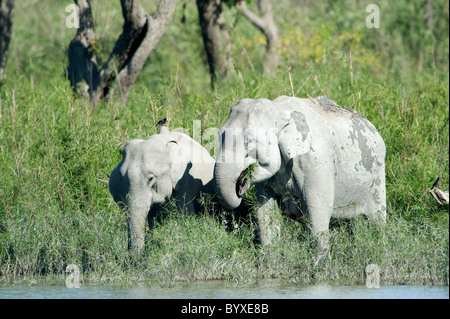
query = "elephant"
xmin=214 ymin=95 xmax=387 ymax=252
xmin=109 ymin=126 xmax=215 ymax=251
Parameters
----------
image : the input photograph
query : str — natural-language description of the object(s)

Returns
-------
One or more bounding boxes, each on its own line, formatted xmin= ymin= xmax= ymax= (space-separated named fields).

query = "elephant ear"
xmin=278 ymin=112 xmax=312 ymax=161
xmin=166 ymin=139 xmax=190 ymax=192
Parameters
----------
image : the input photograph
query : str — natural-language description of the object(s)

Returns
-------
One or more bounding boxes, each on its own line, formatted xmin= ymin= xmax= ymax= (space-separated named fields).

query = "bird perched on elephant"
xmin=214 ymin=96 xmax=387 ymax=253
xmin=109 ymin=126 xmax=215 ymax=251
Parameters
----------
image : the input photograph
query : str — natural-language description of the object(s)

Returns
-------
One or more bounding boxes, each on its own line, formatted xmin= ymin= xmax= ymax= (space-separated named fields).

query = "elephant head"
xmin=214 ymin=97 xmax=311 ymax=209
xmin=109 ymin=127 xmax=195 ymax=251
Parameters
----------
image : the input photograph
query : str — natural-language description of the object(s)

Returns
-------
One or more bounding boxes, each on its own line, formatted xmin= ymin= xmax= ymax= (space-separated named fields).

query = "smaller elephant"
xmin=214 ymin=96 xmax=387 ymax=252
xmin=109 ymin=126 xmax=215 ymax=251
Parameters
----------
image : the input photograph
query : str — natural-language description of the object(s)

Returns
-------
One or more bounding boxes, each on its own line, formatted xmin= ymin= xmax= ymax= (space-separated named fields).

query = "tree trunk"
xmin=238 ymin=0 xmax=279 ymax=74
xmin=67 ymin=0 xmax=98 ymax=98
xmin=67 ymin=0 xmax=180 ymax=106
xmin=196 ymin=0 xmax=234 ymax=87
xmin=0 ymin=0 xmax=14 ymax=83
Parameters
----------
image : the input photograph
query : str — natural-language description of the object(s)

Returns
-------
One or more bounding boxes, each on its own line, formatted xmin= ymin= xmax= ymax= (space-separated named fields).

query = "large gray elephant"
xmin=109 ymin=126 xmax=215 ymax=251
xmin=214 ymin=96 xmax=386 ymax=251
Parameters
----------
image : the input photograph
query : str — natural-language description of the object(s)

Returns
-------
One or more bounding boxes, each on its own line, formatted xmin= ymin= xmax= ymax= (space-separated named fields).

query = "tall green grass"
xmin=0 ymin=0 xmax=448 ymax=286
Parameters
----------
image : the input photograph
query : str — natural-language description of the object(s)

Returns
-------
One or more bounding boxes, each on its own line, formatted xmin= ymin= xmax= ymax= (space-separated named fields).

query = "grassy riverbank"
xmin=0 ymin=0 xmax=448 ymax=286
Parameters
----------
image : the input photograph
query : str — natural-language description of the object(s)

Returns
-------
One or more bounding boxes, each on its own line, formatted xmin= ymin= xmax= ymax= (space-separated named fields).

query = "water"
xmin=0 ymin=281 xmax=448 ymax=299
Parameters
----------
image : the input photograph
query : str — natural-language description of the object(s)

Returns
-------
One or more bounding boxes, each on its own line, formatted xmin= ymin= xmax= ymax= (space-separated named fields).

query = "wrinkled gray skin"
xmin=109 ymin=126 xmax=215 ymax=251
xmin=214 ymin=96 xmax=386 ymax=252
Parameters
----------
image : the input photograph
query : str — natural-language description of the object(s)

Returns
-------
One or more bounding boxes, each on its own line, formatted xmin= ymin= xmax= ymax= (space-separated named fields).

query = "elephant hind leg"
xmin=366 ymin=172 xmax=387 ymax=223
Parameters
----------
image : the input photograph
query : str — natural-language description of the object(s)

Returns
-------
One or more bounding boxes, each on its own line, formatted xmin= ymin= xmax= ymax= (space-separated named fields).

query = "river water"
xmin=0 ymin=281 xmax=448 ymax=299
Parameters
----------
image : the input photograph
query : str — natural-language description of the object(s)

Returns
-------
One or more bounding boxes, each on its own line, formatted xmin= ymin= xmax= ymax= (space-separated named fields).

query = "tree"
xmin=237 ymin=0 xmax=279 ymax=74
xmin=196 ymin=0 xmax=234 ymax=88
xmin=67 ymin=0 xmax=180 ymax=106
xmin=196 ymin=0 xmax=279 ymax=88
xmin=0 ymin=0 xmax=14 ymax=84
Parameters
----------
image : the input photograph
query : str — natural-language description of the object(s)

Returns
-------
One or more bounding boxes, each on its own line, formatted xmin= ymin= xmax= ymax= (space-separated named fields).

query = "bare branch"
xmin=94 ymin=0 xmax=149 ymax=103
xmin=68 ymin=0 xmax=180 ymax=106
xmin=114 ymin=0 xmax=180 ymax=99
xmin=238 ymin=2 xmax=265 ymax=32
xmin=237 ymin=0 xmax=279 ymax=73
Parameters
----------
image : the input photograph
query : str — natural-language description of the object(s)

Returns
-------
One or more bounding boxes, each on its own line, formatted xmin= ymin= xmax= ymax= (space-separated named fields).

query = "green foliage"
xmin=243 ymin=162 xmax=257 ymax=180
xmin=0 ymin=0 xmax=448 ymax=286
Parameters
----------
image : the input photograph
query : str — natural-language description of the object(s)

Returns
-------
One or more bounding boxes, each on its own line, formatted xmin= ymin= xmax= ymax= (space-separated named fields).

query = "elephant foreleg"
xmin=299 ymin=170 xmax=334 ymax=258
xmin=255 ymin=185 xmax=281 ymax=246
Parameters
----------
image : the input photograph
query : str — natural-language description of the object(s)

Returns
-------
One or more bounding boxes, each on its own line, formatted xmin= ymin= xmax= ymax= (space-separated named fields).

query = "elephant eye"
xmin=147 ymin=176 xmax=155 ymax=185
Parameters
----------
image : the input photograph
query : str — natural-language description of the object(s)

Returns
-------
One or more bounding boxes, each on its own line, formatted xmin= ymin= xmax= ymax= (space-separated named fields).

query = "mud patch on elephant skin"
xmin=370 ymin=177 xmax=382 ymax=204
xmin=372 ymin=189 xmax=381 ymax=204
xmin=314 ymin=96 xmax=357 ymax=116
xmin=349 ymin=118 xmax=375 ymax=172
xmin=290 ymin=111 xmax=310 ymax=142
xmin=316 ymin=96 xmax=338 ymax=110
xmin=351 ymin=112 xmax=377 ymax=134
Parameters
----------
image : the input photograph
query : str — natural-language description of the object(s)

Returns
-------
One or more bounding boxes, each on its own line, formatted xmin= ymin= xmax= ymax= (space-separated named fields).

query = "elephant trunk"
xmin=214 ymin=162 xmax=247 ymax=210
xmin=125 ymin=196 xmax=151 ymax=252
